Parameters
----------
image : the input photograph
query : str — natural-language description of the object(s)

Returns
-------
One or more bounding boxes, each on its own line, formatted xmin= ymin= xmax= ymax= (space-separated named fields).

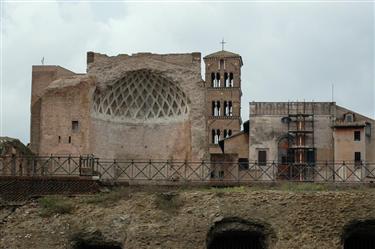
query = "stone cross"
xmin=220 ymin=38 xmax=226 ymax=51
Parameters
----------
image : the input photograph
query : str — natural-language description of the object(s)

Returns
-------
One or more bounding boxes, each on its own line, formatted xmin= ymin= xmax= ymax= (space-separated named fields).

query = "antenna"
xmin=331 ymin=83 xmax=334 ymax=103
xmin=41 ymin=57 xmax=45 ymax=65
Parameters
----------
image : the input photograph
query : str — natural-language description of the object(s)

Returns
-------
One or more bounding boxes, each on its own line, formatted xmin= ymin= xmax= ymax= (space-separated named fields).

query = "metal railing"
xmin=1 ymin=155 xmax=374 ymax=183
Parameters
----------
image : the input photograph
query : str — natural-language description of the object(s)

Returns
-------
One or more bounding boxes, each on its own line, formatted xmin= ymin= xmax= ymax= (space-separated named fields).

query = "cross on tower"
xmin=220 ymin=38 xmax=226 ymax=51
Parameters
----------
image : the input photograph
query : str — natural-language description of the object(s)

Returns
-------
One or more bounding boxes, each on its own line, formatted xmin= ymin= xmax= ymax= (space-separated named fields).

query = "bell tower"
xmin=203 ymin=48 xmax=243 ymax=156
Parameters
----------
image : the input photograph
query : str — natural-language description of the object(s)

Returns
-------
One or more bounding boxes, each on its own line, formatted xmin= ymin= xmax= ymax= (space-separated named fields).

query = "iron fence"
xmin=1 ymin=155 xmax=375 ymax=183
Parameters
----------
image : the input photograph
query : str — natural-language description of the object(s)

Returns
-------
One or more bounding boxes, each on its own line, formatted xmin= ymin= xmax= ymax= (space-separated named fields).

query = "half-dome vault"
xmin=92 ymin=69 xmax=190 ymax=122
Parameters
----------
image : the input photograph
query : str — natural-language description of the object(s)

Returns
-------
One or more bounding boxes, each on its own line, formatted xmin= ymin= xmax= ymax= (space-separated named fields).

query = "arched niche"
xmin=92 ymin=69 xmax=189 ymax=123
xmin=206 ymin=217 xmax=276 ymax=249
xmin=342 ymin=220 xmax=375 ymax=249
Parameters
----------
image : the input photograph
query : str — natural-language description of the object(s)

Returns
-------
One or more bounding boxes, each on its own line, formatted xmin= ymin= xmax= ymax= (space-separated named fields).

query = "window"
xmin=258 ymin=150 xmax=267 ymax=166
xmin=212 ymin=101 xmax=221 ymax=116
xmin=224 ymin=72 xmax=229 ymax=87
xmin=355 ymin=152 xmax=361 ymax=166
xmin=345 ymin=113 xmax=354 ymax=122
xmin=68 ymin=136 xmax=71 ymax=144
xmin=224 ymin=101 xmax=233 ymax=116
xmin=365 ymin=123 xmax=371 ymax=137
xmin=307 ymin=149 xmax=315 ymax=164
xmin=218 ymin=170 xmax=224 ymax=178
xmin=223 ymin=129 xmax=232 ymax=138
xmin=212 ymin=72 xmax=221 ymax=88
xmin=229 ymin=73 xmax=234 ymax=87
xmin=58 ymin=136 xmax=61 ymax=143
xmin=72 ymin=121 xmax=79 ymax=132
xmin=354 ymin=131 xmax=361 ymax=141
xmin=212 ymin=129 xmax=221 ymax=144
xmin=238 ymin=158 xmax=249 ymax=170
xmin=224 ymin=129 xmax=227 ymax=138
xmin=219 ymin=59 xmax=225 ymax=70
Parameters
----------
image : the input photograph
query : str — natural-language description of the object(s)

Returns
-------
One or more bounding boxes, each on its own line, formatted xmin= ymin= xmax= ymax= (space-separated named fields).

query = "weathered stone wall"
xmin=204 ymin=53 xmax=242 ymax=155
xmin=39 ymin=76 xmax=94 ymax=155
xmin=87 ymin=52 xmax=207 ymax=161
xmin=30 ymin=66 xmax=77 ymax=154
xmin=31 ymin=52 xmax=208 ymax=161
xmin=249 ymin=102 xmax=336 ymax=162
xmin=1 ymin=187 xmax=375 ymax=249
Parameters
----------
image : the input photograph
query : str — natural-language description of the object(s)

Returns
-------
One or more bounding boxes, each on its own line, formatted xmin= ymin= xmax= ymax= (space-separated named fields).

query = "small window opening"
xmin=219 ymin=59 xmax=225 ymax=70
xmin=58 ymin=136 xmax=61 ymax=143
xmin=224 ymin=101 xmax=233 ymax=116
xmin=355 ymin=152 xmax=361 ymax=166
xmin=213 ymin=101 xmax=221 ymax=116
xmin=345 ymin=113 xmax=354 ymax=122
xmin=212 ymin=129 xmax=221 ymax=144
xmin=68 ymin=136 xmax=72 ymax=144
xmin=354 ymin=131 xmax=361 ymax=141
xmin=238 ymin=158 xmax=249 ymax=170
xmin=365 ymin=123 xmax=371 ymax=137
xmin=212 ymin=72 xmax=221 ymax=88
xmin=224 ymin=72 xmax=229 ymax=87
xmin=72 ymin=121 xmax=79 ymax=133
xmin=258 ymin=150 xmax=267 ymax=166
xmin=307 ymin=149 xmax=315 ymax=164
xmin=223 ymin=129 xmax=232 ymax=138
xmin=218 ymin=170 xmax=224 ymax=178
xmin=229 ymin=72 xmax=234 ymax=87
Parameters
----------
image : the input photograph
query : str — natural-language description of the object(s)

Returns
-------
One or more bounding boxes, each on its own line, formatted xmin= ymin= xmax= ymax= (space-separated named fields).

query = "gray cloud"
xmin=1 ymin=2 xmax=374 ymax=144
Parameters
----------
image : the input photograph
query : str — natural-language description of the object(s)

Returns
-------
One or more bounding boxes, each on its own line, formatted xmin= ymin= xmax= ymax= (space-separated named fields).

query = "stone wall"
xmin=87 ymin=52 xmax=207 ymax=161
xmin=248 ymin=102 xmax=345 ymax=162
xmin=31 ymin=52 xmax=208 ymax=161
xmin=30 ymin=66 xmax=78 ymax=154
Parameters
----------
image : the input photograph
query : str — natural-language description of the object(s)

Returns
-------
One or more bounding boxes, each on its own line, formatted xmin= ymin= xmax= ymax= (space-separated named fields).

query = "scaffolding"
xmin=287 ymin=101 xmax=316 ymax=180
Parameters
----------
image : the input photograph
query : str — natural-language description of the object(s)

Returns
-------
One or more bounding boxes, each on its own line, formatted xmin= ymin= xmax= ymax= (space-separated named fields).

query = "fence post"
xmin=201 ymin=160 xmax=205 ymax=181
xmin=11 ymin=155 xmax=16 ymax=176
xmin=114 ymin=159 xmax=117 ymax=180
xmin=131 ymin=159 xmax=134 ymax=180
xmin=79 ymin=155 xmax=82 ymax=176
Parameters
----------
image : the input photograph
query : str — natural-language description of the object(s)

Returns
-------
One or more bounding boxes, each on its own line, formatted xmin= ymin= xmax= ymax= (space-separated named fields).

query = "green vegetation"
xmin=38 ymin=196 xmax=74 ymax=217
xmin=154 ymin=192 xmax=184 ymax=214
xmin=279 ymin=182 xmax=328 ymax=192
xmin=84 ymin=187 xmax=130 ymax=206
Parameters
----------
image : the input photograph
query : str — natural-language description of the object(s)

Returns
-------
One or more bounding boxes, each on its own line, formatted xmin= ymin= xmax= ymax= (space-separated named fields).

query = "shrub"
xmin=38 ymin=196 xmax=74 ymax=217
xmin=154 ymin=192 xmax=184 ymax=214
xmin=85 ymin=187 xmax=130 ymax=206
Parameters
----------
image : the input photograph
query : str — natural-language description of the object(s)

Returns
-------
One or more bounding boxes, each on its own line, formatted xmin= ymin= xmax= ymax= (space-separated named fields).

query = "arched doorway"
xmin=342 ymin=220 xmax=375 ymax=249
xmin=207 ymin=218 xmax=274 ymax=249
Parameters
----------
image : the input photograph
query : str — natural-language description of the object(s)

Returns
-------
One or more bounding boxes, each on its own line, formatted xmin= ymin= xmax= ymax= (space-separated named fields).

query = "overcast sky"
xmin=1 ymin=1 xmax=374 ymax=144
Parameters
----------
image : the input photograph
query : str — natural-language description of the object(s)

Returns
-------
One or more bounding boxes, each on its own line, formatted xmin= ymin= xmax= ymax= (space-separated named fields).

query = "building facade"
xmin=30 ymin=49 xmax=374 ymax=180
xmin=203 ymin=51 xmax=243 ymax=161
xmin=30 ymin=52 xmax=207 ymax=161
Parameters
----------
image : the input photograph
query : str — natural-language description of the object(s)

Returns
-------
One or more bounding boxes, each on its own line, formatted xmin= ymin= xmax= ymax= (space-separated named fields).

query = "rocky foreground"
xmin=1 ymin=185 xmax=374 ymax=249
